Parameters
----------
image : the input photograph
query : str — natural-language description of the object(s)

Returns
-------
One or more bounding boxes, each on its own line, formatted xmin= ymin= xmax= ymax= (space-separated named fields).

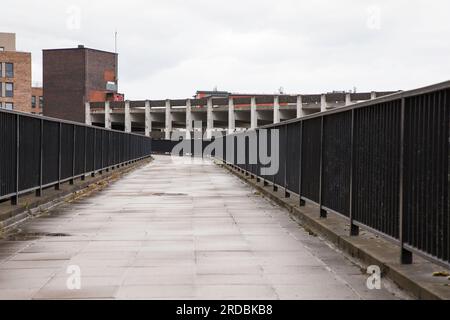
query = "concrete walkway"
xmin=0 ymin=155 xmax=406 ymax=300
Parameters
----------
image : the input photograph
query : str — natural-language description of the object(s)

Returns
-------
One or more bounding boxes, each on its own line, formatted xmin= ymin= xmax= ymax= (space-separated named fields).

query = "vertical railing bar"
xmin=299 ymin=121 xmax=305 ymax=206
xmin=272 ymin=129 xmax=277 ymax=191
xmin=82 ymin=127 xmax=86 ymax=181
xmin=349 ymin=109 xmax=359 ymax=235
xmin=36 ymin=119 xmax=43 ymax=197
xmin=400 ymin=96 xmax=413 ymax=264
xmin=436 ymin=92 xmax=443 ymax=258
xmin=447 ymin=89 xmax=450 ymax=263
xmin=100 ymin=130 xmax=104 ymax=174
xmin=12 ymin=114 xmax=19 ymax=205
xmin=105 ymin=131 xmax=109 ymax=172
xmin=70 ymin=124 xmax=76 ymax=185
xmin=92 ymin=129 xmax=96 ymax=177
xmin=444 ymin=89 xmax=450 ymax=262
xmin=319 ymin=116 xmax=327 ymax=218
xmin=55 ymin=122 xmax=61 ymax=190
xmin=284 ymin=125 xmax=290 ymax=198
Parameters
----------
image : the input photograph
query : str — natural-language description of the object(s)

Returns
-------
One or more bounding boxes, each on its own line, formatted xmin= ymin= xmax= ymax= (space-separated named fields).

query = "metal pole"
xmin=319 ymin=116 xmax=327 ymax=218
xmin=91 ymin=129 xmax=96 ymax=177
xmin=70 ymin=124 xmax=76 ymax=185
xmin=399 ymin=97 xmax=413 ymax=264
xmin=256 ymin=129 xmax=261 ymax=183
xmin=11 ymin=114 xmax=19 ymax=205
xmin=106 ymin=132 xmax=110 ymax=172
xmin=55 ymin=122 xmax=61 ymax=190
xmin=349 ymin=109 xmax=359 ymax=236
xmin=82 ymin=127 xmax=86 ymax=181
xmin=100 ymin=131 xmax=104 ymax=174
xmin=284 ymin=125 xmax=290 ymax=198
xmin=299 ymin=121 xmax=305 ymax=206
xmin=36 ymin=119 xmax=43 ymax=196
xmin=273 ymin=129 xmax=278 ymax=192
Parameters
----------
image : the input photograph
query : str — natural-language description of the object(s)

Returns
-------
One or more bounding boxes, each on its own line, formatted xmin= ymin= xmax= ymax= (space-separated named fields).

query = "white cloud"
xmin=2 ymin=0 xmax=450 ymax=99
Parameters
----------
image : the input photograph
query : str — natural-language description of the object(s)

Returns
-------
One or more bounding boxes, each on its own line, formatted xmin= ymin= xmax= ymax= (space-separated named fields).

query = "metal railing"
xmin=0 ymin=109 xmax=152 ymax=205
xmin=215 ymin=80 xmax=450 ymax=268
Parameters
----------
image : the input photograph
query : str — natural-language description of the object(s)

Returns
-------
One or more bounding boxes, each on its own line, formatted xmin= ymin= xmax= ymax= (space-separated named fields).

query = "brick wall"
xmin=0 ymin=51 xmax=32 ymax=112
xmin=31 ymin=87 xmax=43 ymax=114
xmin=43 ymin=47 xmax=117 ymax=123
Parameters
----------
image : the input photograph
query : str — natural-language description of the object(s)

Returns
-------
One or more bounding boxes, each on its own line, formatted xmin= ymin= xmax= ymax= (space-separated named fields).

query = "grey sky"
xmin=2 ymin=0 xmax=449 ymax=99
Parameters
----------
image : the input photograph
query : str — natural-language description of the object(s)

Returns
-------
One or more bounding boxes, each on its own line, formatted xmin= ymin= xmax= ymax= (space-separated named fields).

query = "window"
xmin=0 ymin=47 xmax=4 ymax=52
xmin=0 ymin=63 xmax=2 ymax=77
xmin=4 ymin=103 xmax=13 ymax=110
xmin=39 ymin=96 xmax=43 ymax=109
xmin=32 ymin=95 xmax=36 ymax=108
xmin=5 ymin=63 xmax=13 ymax=78
xmin=0 ymin=102 xmax=2 ymax=109
xmin=5 ymin=82 xmax=13 ymax=97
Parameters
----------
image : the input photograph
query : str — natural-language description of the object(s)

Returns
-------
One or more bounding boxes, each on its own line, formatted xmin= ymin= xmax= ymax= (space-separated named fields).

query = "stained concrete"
xmin=0 ymin=155 xmax=408 ymax=300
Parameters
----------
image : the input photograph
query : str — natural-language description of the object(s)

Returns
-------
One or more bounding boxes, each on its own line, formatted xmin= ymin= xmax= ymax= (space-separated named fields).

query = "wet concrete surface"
xmin=0 ymin=155 xmax=409 ymax=300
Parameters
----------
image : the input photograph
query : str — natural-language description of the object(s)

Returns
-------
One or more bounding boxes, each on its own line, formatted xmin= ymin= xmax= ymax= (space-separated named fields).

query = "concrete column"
xmin=273 ymin=96 xmax=280 ymax=124
xmin=320 ymin=94 xmax=327 ymax=112
xmin=125 ymin=100 xmax=131 ymax=133
xmin=165 ymin=99 xmax=172 ymax=140
xmin=250 ymin=96 xmax=257 ymax=129
xmin=345 ymin=93 xmax=352 ymax=106
xmin=186 ymin=99 xmax=192 ymax=139
xmin=105 ymin=101 xmax=111 ymax=129
xmin=228 ymin=97 xmax=235 ymax=134
xmin=206 ymin=98 xmax=213 ymax=139
xmin=296 ymin=95 xmax=304 ymax=118
xmin=85 ymin=102 xmax=92 ymax=125
xmin=371 ymin=91 xmax=377 ymax=100
xmin=145 ymin=100 xmax=151 ymax=137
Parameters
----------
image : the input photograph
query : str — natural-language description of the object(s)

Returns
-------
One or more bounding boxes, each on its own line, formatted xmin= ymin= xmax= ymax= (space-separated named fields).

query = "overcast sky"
xmin=2 ymin=0 xmax=450 ymax=99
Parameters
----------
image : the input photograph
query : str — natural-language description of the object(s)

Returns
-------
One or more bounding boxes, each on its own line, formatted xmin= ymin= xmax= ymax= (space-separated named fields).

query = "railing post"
xmin=284 ymin=125 xmax=290 ymax=198
xmin=70 ymin=124 xmax=76 ymax=185
xmin=100 ymin=130 xmax=104 ymax=174
xmin=36 ymin=119 xmax=43 ymax=197
xmin=256 ymin=129 xmax=261 ymax=183
xmin=319 ymin=116 xmax=327 ymax=218
xmin=299 ymin=121 xmax=305 ymax=207
xmin=91 ymin=129 xmax=96 ymax=177
xmin=349 ymin=109 xmax=359 ymax=236
xmin=82 ymin=127 xmax=86 ymax=181
xmin=11 ymin=114 xmax=19 ymax=205
xmin=55 ymin=122 xmax=61 ymax=190
xmin=273 ymin=129 xmax=278 ymax=192
xmin=106 ymin=132 xmax=110 ymax=173
xmin=399 ymin=97 xmax=413 ymax=264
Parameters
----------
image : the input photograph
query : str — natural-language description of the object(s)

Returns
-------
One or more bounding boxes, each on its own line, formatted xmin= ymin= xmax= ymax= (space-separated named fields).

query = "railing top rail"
xmin=257 ymin=80 xmax=450 ymax=129
xmin=0 ymin=108 xmax=150 ymax=139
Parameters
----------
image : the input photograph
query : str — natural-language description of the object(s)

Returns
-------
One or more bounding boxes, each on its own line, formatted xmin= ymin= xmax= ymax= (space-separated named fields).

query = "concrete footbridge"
xmin=0 ymin=156 xmax=407 ymax=300
xmin=1 ymin=80 xmax=450 ymax=300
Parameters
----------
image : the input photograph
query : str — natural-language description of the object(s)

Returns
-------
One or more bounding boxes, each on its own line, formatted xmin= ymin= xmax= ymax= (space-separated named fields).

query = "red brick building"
xmin=31 ymin=86 xmax=43 ymax=114
xmin=0 ymin=33 xmax=32 ymax=113
xmin=43 ymin=45 xmax=119 ymax=123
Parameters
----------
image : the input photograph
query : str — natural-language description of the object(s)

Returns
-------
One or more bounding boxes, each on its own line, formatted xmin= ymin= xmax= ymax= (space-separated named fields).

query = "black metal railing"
xmin=214 ymin=80 xmax=450 ymax=268
xmin=0 ymin=109 xmax=152 ymax=205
